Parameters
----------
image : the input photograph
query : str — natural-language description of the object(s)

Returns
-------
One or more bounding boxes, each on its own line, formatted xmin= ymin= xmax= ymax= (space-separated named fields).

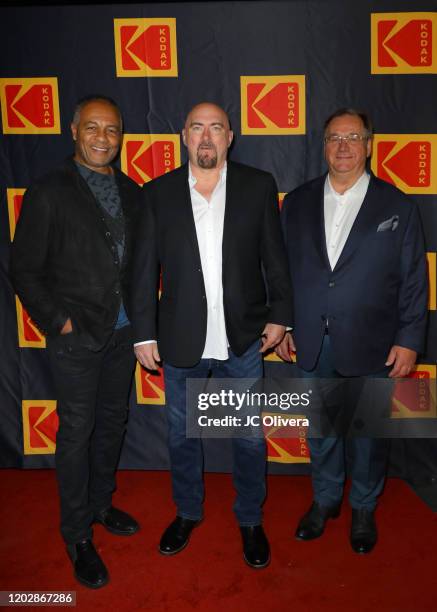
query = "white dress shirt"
xmin=324 ymin=171 xmax=370 ymax=270
xmin=189 ymin=163 xmax=229 ymax=360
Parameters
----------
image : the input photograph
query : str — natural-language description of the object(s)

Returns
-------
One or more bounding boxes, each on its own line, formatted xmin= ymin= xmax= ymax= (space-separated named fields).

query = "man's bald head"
xmin=182 ymin=102 xmax=233 ymax=170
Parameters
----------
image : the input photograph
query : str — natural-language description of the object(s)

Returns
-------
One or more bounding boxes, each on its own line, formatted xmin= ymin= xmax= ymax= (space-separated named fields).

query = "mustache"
xmin=197 ymin=141 xmax=216 ymax=150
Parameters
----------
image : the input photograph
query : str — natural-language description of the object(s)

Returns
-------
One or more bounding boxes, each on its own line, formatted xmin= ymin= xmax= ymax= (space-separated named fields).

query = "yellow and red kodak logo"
xmin=392 ymin=365 xmax=436 ymax=419
xmin=22 ymin=400 xmax=58 ymax=455
xmin=0 ymin=78 xmax=60 ymax=134
xmin=135 ymin=363 xmax=165 ymax=405
xmin=7 ymin=188 xmax=46 ymax=348
xmin=264 ymin=413 xmax=309 ymax=463
xmin=114 ymin=18 xmax=178 ymax=77
xmin=241 ymin=75 xmax=306 ymax=135
xmin=427 ymin=253 xmax=436 ymax=311
xmin=371 ymin=13 xmax=437 ymax=74
xmin=121 ymin=134 xmax=181 ymax=185
xmin=371 ymin=134 xmax=437 ymax=195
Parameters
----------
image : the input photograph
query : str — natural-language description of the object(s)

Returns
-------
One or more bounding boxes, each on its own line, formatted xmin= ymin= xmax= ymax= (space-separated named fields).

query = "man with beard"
xmin=130 ymin=102 xmax=293 ymax=568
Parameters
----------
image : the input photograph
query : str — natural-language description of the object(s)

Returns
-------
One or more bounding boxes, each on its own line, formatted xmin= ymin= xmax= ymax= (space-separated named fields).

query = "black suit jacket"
xmin=130 ymin=161 xmax=293 ymax=367
xmin=10 ymin=158 xmax=141 ymax=350
xmin=281 ymin=173 xmax=428 ymax=375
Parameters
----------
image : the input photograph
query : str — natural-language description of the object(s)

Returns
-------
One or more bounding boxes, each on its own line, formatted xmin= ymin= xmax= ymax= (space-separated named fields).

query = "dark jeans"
xmin=163 ymin=340 xmax=266 ymax=526
xmin=48 ymin=325 xmax=135 ymax=545
xmin=299 ymin=334 xmax=391 ymax=511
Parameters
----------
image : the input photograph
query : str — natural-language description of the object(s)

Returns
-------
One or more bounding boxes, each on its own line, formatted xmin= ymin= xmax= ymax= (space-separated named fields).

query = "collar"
xmin=325 ymin=171 xmax=370 ymax=199
xmin=188 ymin=162 xmax=227 ymax=188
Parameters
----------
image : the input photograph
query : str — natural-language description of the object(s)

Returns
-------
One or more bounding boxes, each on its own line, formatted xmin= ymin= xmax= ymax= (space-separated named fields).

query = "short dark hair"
xmin=71 ymin=94 xmax=122 ymax=127
xmin=324 ymin=107 xmax=373 ymax=137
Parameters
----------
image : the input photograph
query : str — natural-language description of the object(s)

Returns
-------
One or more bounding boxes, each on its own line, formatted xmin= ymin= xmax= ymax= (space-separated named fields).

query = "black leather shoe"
xmin=240 ymin=525 xmax=270 ymax=569
xmin=95 ymin=506 xmax=139 ymax=536
xmin=159 ymin=516 xmax=200 ymax=555
xmin=295 ymin=501 xmax=341 ymax=540
xmin=350 ymin=509 xmax=377 ymax=554
xmin=66 ymin=539 xmax=109 ymax=589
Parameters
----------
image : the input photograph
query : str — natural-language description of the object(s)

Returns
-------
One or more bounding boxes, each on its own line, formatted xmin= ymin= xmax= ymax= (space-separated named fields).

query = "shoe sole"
xmin=74 ymin=571 xmax=109 ymax=589
xmin=243 ymin=553 xmax=271 ymax=569
xmin=158 ymin=537 xmax=190 ymax=556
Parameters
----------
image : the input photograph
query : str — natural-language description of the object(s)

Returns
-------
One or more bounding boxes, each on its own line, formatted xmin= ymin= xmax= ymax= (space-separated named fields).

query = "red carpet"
xmin=1 ymin=471 xmax=436 ymax=611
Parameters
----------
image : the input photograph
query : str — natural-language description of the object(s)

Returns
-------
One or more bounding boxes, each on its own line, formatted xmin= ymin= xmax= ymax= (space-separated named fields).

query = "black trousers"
xmin=47 ymin=325 xmax=135 ymax=545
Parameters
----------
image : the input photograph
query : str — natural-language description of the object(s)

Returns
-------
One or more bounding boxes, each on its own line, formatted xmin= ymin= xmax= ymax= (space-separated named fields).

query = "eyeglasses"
xmin=324 ymin=134 xmax=369 ymax=145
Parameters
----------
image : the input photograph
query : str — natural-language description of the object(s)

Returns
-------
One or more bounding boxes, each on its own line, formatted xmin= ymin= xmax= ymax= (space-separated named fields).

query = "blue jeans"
xmin=299 ymin=334 xmax=390 ymax=512
xmin=163 ymin=340 xmax=266 ymax=526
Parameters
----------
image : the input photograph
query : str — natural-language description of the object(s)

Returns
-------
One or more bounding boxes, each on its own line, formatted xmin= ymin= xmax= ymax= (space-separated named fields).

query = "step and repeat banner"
xmin=1 ymin=1 xmax=436 ymax=478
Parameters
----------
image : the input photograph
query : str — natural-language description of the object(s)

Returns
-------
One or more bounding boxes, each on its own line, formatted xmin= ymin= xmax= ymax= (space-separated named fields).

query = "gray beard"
xmin=197 ymin=152 xmax=218 ymax=169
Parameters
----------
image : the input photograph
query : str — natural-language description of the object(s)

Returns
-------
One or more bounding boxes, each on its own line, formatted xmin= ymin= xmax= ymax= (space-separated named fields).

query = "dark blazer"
xmin=130 ymin=161 xmax=293 ymax=367
xmin=281 ymin=173 xmax=428 ymax=375
xmin=10 ymin=158 xmax=141 ymax=350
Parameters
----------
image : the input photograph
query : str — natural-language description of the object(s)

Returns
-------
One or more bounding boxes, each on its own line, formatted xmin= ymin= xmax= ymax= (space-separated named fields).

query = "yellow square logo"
xmin=120 ymin=134 xmax=181 ymax=185
xmin=371 ymin=134 xmax=437 ymax=195
xmin=0 ymin=77 xmax=60 ymax=134
xmin=371 ymin=12 xmax=437 ymax=74
xmin=135 ymin=363 xmax=165 ymax=405
xmin=22 ymin=400 xmax=58 ymax=455
xmin=114 ymin=18 xmax=178 ymax=77
xmin=392 ymin=365 xmax=436 ymax=419
xmin=241 ymin=75 xmax=306 ymax=135
xmin=7 ymin=188 xmax=46 ymax=348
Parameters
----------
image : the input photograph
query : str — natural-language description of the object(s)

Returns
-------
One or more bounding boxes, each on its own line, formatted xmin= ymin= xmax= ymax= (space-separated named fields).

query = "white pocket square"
xmin=377 ymin=215 xmax=399 ymax=232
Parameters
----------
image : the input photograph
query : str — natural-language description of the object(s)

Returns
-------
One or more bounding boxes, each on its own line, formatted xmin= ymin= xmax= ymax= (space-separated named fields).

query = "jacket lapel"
xmin=176 ymin=164 xmax=204 ymax=266
xmin=222 ymin=162 xmax=239 ymax=265
xmin=333 ymin=175 xmax=378 ymax=271
xmin=309 ymin=175 xmax=331 ymax=271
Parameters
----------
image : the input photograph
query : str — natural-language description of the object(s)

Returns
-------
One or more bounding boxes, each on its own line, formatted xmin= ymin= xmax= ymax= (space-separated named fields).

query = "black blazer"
xmin=130 ymin=161 xmax=293 ymax=367
xmin=281 ymin=173 xmax=428 ymax=375
xmin=10 ymin=158 xmax=141 ymax=350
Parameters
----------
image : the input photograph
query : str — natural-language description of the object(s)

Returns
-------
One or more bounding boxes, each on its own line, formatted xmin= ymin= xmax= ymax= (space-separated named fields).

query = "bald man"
xmin=130 ymin=103 xmax=293 ymax=568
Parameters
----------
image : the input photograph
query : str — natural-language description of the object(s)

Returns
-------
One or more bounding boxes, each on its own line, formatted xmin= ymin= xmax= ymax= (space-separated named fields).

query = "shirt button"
xmin=106 ymin=231 xmax=111 ymax=237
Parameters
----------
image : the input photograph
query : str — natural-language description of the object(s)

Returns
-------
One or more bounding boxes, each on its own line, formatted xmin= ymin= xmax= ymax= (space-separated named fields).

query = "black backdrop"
xmin=1 ymin=1 xmax=437 ymax=504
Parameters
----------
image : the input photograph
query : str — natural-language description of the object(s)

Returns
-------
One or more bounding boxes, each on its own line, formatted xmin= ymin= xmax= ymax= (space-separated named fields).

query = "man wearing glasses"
xmin=276 ymin=108 xmax=427 ymax=553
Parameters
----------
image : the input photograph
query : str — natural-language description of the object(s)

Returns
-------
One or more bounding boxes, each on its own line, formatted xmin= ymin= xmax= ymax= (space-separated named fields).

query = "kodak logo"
xmin=0 ymin=78 xmax=60 ymax=134
xmin=114 ymin=18 xmax=178 ymax=77
xmin=392 ymin=366 xmax=436 ymax=418
xmin=22 ymin=401 xmax=58 ymax=454
xmin=264 ymin=416 xmax=309 ymax=463
xmin=135 ymin=363 xmax=166 ymax=405
xmin=371 ymin=135 xmax=437 ymax=195
xmin=121 ymin=134 xmax=180 ymax=185
xmin=7 ymin=189 xmax=46 ymax=348
xmin=371 ymin=13 xmax=437 ymax=74
xmin=241 ymin=75 xmax=306 ymax=135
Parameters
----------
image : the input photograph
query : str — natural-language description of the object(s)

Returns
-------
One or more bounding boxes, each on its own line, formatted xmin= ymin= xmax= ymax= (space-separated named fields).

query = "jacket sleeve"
xmin=394 ymin=201 xmax=428 ymax=353
xmin=9 ymin=183 xmax=69 ymax=336
xmin=128 ymin=186 xmax=160 ymax=343
xmin=260 ymin=175 xmax=294 ymax=327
